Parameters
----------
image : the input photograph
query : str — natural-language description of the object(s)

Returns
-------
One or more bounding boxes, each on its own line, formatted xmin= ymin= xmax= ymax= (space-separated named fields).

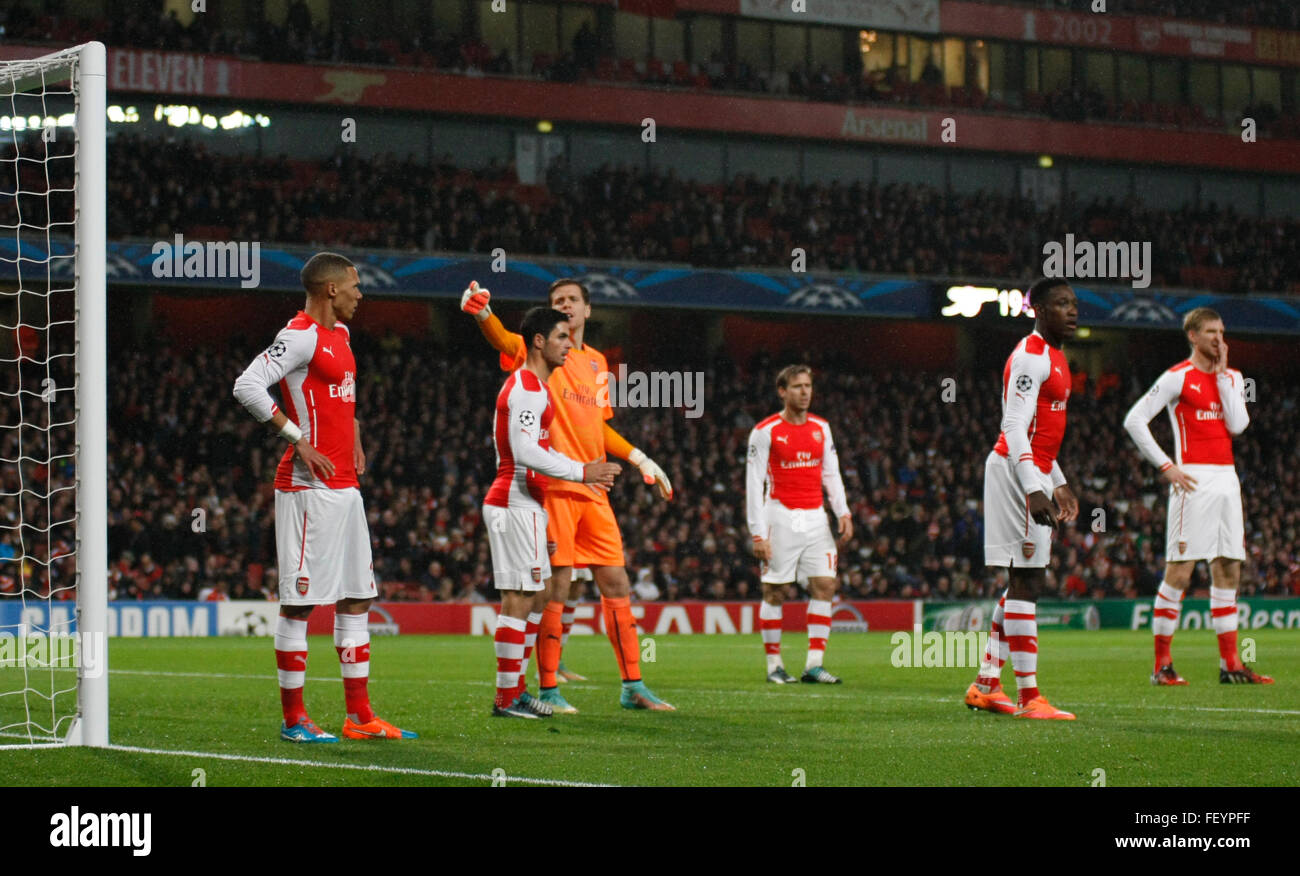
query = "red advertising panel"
xmin=303 ymin=600 xmax=916 ymax=635
xmin=941 ymin=1 xmax=1300 ymax=68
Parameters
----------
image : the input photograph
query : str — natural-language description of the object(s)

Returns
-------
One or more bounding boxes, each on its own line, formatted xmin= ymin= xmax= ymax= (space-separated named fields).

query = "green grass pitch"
xmin=1 ymin=629 xmax=1296 ymax=787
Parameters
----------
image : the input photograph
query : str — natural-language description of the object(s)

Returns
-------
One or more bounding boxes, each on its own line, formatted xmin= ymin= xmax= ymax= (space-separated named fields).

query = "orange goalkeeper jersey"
xmin=499 ymin=335 xmax=612 ymax=498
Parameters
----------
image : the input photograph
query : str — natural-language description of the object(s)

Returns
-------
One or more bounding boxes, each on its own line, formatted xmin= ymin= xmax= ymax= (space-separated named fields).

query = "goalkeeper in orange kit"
xmin=462 ymin=278 xmax=676 ymax=712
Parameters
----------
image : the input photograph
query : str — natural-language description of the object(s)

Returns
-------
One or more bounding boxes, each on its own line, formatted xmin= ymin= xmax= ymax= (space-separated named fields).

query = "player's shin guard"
xmin=495 ymin=614 xmax=527 ymax=707
xmin=516 ymin=611 xmax=541 ymax=697
xmin=335 ymin=612 xmax=374 ymax=724
xmin=274 ymin=616 xmax=309 ymax=725
xmin=538 ymin=601 xmax=564 ymax=689
xmin=976 ymin=589 xmax=1009 ymax=691
xmin=1211 ymin=586 xmax=1243 ymax=672
xmin=1152 ymin=581 xmax=1184 ymax=670
xmin=805 ymin=599 xmax=832 ymax=670
xmin=760 ymin=601 xmax=783 ymax=673
xmin=602 ymin=595 xmax=642 ymax=682
xmin=1004 ymin=599 xmax=1039 ymax=706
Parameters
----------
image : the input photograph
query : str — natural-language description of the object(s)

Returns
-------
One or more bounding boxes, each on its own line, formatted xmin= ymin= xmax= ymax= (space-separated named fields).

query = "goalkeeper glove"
xmin=460 ymin=280 xmax=492 ymax=321
xmin=627 ymin=448 xmax=673 ymax=500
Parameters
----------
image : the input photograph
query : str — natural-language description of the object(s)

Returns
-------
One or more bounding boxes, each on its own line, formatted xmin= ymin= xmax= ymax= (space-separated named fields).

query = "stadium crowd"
xmin=96 ymin=134 xmax=1300 ymax=295
xmin=42 ymin=335 xmax=1295 ymax=605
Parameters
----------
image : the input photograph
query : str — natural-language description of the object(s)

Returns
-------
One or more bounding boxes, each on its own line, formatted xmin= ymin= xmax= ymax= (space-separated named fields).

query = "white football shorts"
xmin=983 ymin=450 xmax=1054 ymax=569
xmin=760 ymin=500 xmax=837 ymax=584
xmin=1165 ymin=464 xmax=1245 ymax=563
xmin=484 ymin=503 xmax=550 ymax=592
xmin=275 ymin=487 xmax=377 ymax=605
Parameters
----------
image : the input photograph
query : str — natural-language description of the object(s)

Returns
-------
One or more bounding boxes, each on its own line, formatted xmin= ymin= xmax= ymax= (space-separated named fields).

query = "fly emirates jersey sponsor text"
xmin=993 ymin=331 xmax=1071 ymax=475
xmin=233 ymin=311 xmax=359 ymax=491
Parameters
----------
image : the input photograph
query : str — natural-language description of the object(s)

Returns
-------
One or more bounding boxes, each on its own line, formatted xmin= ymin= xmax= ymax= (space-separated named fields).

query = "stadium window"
xmin=1222 ymin=64 xmax=1251 ymax=117
xmin=433 ymin=0 xmax=466 ymax=33
xmin=1188 ymin=61 xmax=1221 ymax=119
xmin=652 ymin=17 xmax=686 ymax=64
xmin=966 ymin=39 xmax=989 ymax=93
xmin=689 ymin=15 xmax=724 ymax=66
xmin=736 ymin=19 xmax=773 ymax=73
xmin=1040 ymin=47 xmax=1071 ymax=92
xmin=1150 ymin=57 xmax=1180 ymax=104
xmin=1024 ymin=46 xmax=1040 ymax=94
xmin=1252 ymin=67 xmax=1282 ymax=112
xmin=1084 ymin=50 xmax=1115 ymax=101
xmin=615 ymin=10 xmax=651 ymax=61
xmin=858 ymin=29 xmax=895 ymax=76
xmin=809 ymin=26 xmax=842 ymax=73
xmin=773 ymin=22 xmax=806 ymax=72
xmin=1117 ymin=55 xmax=1149 ymax=103
xmin=1280 ymin=69 xmax=1297 ymax=113
xmin=521 ymin=2 xmax=560 ymax=57
xmin=908 ymin=36 xmax=935 ymax=83
xmin=560 ymin=4 xmax=597 ymax=56
xmin=478 ymin=0 xmax=518 ymax=58
xmin=988 ymin=42 xmax=1008 ymax=101
xmin=942 ymin=38 xmax=965 ymax=87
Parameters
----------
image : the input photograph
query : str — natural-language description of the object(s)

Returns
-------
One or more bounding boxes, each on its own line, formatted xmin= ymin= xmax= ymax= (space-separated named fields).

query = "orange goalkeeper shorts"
xmin=544 ymin=490 xmax=625 ymax=568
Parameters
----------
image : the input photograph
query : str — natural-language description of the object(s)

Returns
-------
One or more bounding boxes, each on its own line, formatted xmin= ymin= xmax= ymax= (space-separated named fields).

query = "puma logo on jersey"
xmin=1053 ymin=366 xmax=1062 ymax=376
xmin=322 ymin=346 xmax=334 ymax=357
xmin=776 ymin=435 xmax=788 ymax=444
xmin=1189 ymin=382 xmax=1201 ymax=393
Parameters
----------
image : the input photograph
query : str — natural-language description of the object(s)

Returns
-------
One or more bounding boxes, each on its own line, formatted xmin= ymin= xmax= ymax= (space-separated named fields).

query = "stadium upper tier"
xmin=4 ymin=0 xmax=1298 ymax=139
xmin=62 ymin=135 xmax=1295 ymax=295
xmin=17 ymin=338 xmax=1288 ymax=605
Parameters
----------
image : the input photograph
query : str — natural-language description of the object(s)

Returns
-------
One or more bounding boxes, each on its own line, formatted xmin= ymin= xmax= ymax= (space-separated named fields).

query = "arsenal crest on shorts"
xmin=531 ymin=567 xmax=542 ymax=583
xmin=1022 ymin=542 xmax=1035 ymax=560
xmin=296 ymin=576 xmax=310 ymax=596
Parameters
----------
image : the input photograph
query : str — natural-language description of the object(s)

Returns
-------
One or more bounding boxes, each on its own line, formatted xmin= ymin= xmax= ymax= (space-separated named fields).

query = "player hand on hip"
xmin=295 ymin=439 xmax=335 ymax=482
xmin=460 ymin=280 xmax=492 ymax=321
xmin=837 ymin=514 xmax=854 ymax=546
xmin=583 ymin=461 xmax=621 ymax=490
xmin=752 ymin=537 xmax=772 ymax=563
xmin=628 ymin=448 xmax=673 ymax=500
xmin=1052 ymin=485 xmax=1078 ymax=523
xmin=1027 ymin=490 xmax=1059 ymax=529
xmin=1161 ymin=464 xmax=1198 ymax=492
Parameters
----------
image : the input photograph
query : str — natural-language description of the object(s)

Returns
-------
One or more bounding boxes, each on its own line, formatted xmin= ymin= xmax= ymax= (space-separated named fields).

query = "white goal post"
xmin=0 ymin=42 xmax=107 ymax=748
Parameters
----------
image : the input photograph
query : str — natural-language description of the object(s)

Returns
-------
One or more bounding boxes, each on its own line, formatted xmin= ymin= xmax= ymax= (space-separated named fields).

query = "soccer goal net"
xmin=0 ymin=43 xmax=107 ymax=748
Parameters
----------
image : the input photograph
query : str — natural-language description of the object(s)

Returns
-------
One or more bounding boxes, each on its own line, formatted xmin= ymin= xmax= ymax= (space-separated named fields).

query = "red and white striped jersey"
xmin=233 ymin=311 xmax=358 ymax=491
xmin=1123 ymin=360 xmax=1249 ymax=468
xmin=485 ymin=367 xmax=586 ymax=510
xmin=992 ymin=331 xmax=1071 ymax=494
xmin=746 ymin=413 xmax=850 ymax=538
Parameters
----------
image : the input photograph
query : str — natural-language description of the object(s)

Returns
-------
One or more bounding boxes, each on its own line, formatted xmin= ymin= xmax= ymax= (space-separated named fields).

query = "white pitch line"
xmin=4 ymin=742 xmax=616 ymax=787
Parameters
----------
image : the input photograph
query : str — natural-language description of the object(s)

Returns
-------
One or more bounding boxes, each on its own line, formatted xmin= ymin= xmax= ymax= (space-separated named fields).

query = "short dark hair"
xmin=519 ymin=307 xmax=569 ymax=351
xmin=776 ymin=364 xmax=813 ymax=391
xmin=1027 ymin=277 xmax=1070 ymax=310
xmin=301 ymin=252 xmax=355 ymax=292
xmin=548 ymin=278 xmax=589 ymax=305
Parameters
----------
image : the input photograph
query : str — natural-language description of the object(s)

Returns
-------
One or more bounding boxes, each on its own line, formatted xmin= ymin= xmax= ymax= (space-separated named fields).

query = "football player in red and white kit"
xmin=1123 ymin=307 xmax=1272 ymax=685
xmin=485 ymin=307 xmax=621 ymax=718
xmin=747 ymin=365 xmax=853 ymax=684
xmin=964 ymin=278 xmax=1080 ymax=720
xmin=233 ymin=252 xmax=416 ymax=742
